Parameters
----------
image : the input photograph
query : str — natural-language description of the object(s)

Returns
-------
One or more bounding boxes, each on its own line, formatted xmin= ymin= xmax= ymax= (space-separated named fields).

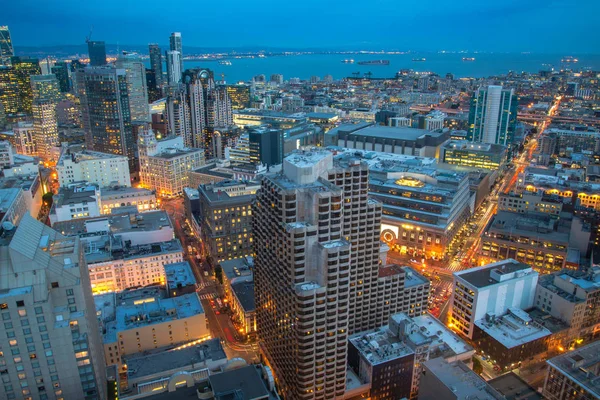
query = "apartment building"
xmin=49 ymin=185 xmax=101 ymax=225
xmin=56 ymin=148 xmax=131 ymax=188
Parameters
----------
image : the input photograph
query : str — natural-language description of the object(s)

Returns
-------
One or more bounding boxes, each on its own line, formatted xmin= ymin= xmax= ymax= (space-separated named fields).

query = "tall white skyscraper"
xmin=166 ymin=50 xmax=182 ymax=85
xmin=30 ymin=74 xmax=60 ymax=162
xmin=115 ymin=52 xmax=150 ymax=122
xmin=169 ymin=32 xmax=183 ymax=75
xmin=468 ymin=85 xmax=518 ymax=147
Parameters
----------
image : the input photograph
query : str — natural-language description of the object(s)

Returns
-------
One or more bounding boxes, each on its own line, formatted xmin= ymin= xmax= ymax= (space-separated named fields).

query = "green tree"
xmin=472 ymin=357 xmax=483 ymax=375
xmin=214 ymin=265 xmax=223 ymax=284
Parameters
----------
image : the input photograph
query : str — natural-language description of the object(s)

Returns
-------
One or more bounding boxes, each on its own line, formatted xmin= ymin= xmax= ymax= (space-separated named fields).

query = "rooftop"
xmin=546 ymin=341 xmax=600 ymax=398
xmin=85 ymin=237 xmax=182 ymax=264
xmin=99 ymin=186 xmax=155 ymax=198
xmin=164 ymin=261 xmax=196 ymax=290
xmin=53 ymin=185 xmax=98 ymax=207
xmin=486 ymin=211 xmax=571 ymax=243
xmin=423 ymin=358 xmax=503 ymax=400
xmin=338 ymin=124 xmax=446 ymax=142
xmin=123 ymin=338 xmax=226 ymax=379
xmin=231 ymin=280 xmax=255 ymax=313
xmin=455 ymin=259 xmax=536 ymax=289
xmin=390 ymin=312 xmax=473 ymax=358
xmin=488 ymin=372 xmax=543 ymax=400
xmin=219 ymin=256 xmax=254 ymax=282
xmin=475 ymin=308 xmax=552 ymax=349
xmin=208 ymin=365 xmax=271 ymax=400
xmin=57 ymin=148 xmax=128 ymax=166
xmin=96 ymin=290 xmax=204 ymax=344
xmin=349 ymin=326 xmax=415 ymax=365
xmin=442 ymin=140 xmax=507 ymax=155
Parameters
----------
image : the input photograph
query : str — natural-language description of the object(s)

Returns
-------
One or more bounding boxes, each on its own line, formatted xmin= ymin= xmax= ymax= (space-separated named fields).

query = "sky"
xmin=4 ymin=0 xmax=600 ymax=53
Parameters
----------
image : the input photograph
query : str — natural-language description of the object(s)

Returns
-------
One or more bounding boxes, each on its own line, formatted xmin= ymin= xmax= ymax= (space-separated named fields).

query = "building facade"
xmin=115 ymin=52 xmax=150 ymax=123
xmin=56 ymin=148 xmax=131 ymax=188
xmin=467 ymin=85 xmax=518 ymax=148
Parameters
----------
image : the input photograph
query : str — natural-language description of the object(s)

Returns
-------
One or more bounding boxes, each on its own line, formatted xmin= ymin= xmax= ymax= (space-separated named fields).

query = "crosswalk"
xmin=198 ymin=292 xmax=218 ymax=300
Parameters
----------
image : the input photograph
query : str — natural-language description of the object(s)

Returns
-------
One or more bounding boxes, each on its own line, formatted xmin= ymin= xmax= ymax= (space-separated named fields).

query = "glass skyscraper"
xmin=169 ymin=32 xmax=183 ymax=75
xmin=148 ymin=43 xmax=163 ymax=87
xmin=51 ymin=61 xmax=70 ymax=92
xmin=115 ymin=52 xmax=150 ymax=122
xmin=0 ymin=26 xmax=14 ymax=66
xmin=467 ymin=85 xmax=518 ymax=148
xmin=87 ymin=41 xmax=107 ymax=66
xmin=11 ymin=56 xmax=42 ymax=114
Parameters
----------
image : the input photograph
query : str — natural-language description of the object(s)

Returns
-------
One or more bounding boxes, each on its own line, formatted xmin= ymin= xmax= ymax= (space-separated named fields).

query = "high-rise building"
xmin=87 ymin=41 xmax=107 ymax=66
xmin=0 ymin=215 xmax=107 ymax=400
xmin=145 ymin=68 xmax=160 ymax=102
xmin=0 ymin=26 xmax=14 ymax=66
xmin=115 ymin=52 xmax=150 ymax=122
xmin=165 ymin=50 xmax=182 ymax=85
xmin=467 ymin=85 xmax=518 ymax=147
xmin=207 ymin=85 xmax=233 ymax=128
xmin=248 ymin=126 xmax=283 ymax=166
xmin=51 ymin=61 xmax=70 ymax=92
xmin=226 ymin=84 xmax=251 ymax=109
xmin=78 ymin=66 xmax=135 ymax=170
xmin=254 ymin=150 xmax=419 ymax=399
xmin=269 ymin=74 xmax=283 ymax=85
xmin=148 ymin=43 xmax=163 ymax=87
xmin=0 ymin=65 xmax=20 ymax=114
xmin=11 ymin=56 xmax=42 ymax=114
xmin=31 ymin=74 xmax=60 ymax=161
xmin=169 ymin=32 xmax=183 ymax=74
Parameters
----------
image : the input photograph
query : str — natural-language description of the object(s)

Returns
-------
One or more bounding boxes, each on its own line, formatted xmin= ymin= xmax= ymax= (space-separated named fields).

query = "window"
xmin=66 ymin=289 xmax=73 ymax=296
xmin=16 ymin=301 xmax=24 ymax=308
xmin=18 ymin=310 xmax=26 ymax=317
xmin=51 ymin=282 xmax=59 ymax=289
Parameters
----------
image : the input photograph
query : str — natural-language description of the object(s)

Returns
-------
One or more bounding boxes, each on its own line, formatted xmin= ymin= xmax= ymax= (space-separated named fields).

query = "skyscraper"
xmin=148 ymin=43 xmax=163 ymax=87
xmin=169 ymin=32 xmax=183 ymax=74
xmin=51 ymin=61 xmax=71 ymax=92
xmin=253 ymin=149 xmax=418 ymax=399
xmin=248 ymin=127 xmax=283 ymax=166
xmin=11 ymin=56 xmax=41 ymax=114
xmin=206 ymin=85 xmax=233 ymax=128
xmin=78 ymin=66 xmax=135 ymax=170
xmin=0 ymin=26 xmax=14 ymax=66
xmin=31 ymin=74 xmax=60 ymax=161
xmin=87 ymin=41 xmax=107 ymax=66
xmin=0 ymin=65 xmax=20 ymax=114
xmin=165 ymin=50 xmax=182 ymax=84
xmin=115 ymin=52 xmax=150 ymax=122
xmin=226 ymin=84 xmax=251 ymax=109
xmin=467 ymin=85 xmax=518 ymax=147
xmin=0 ymin=214 xmax=107 ymax=400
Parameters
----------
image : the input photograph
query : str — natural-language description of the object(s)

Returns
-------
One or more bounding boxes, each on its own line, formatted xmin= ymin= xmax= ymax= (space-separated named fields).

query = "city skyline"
xmin=4 ymin=0 xmax=600 ymax=53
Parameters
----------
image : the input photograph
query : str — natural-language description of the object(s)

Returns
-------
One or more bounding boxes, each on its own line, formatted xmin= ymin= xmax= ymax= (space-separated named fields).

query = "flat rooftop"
xmin=455 ymin=259 xmax=536 ymax=289
xmin=231 ymin=280 xmax=255 ymax=313
xmin=208 ymin=365 xmax=271 ymax=400
xmin=487 ymin=211 xmax=571 ymax=244
xmin=391 ymin=312 xmax=473 ymax=358
xmin=57 ymin=149 xmax=127 ymax=166
xmin=165 ymin=261 xmax=196 ymax=289
xmin=85 ymin=237 xmax=182 ymax=264
xmin=99 ymin=186 xmax=155 ymax=198
xmin=342 ymin=124 xmax=442 ymax=142
xmin=475 ymin=308 xmax=551 ymax=349
xmin=219 ymin=256 xmax=253 ymax=281
xmin=546 ymin=341 xmax=600 ymax=398
xmin=98 ymin=290 xmax=203 ymax=344
xmin=54 ymin=185 xmax=98 ymax=207
xmin=124 ymin=338 xmax=226 ymax=379
xmin=403 ymin=266 xmax=430 ymax=288
xmin=423 ymin=358 xmax=503 ymax=400
xmin=488 ymin=372 xmax=543 ymax=400
xmin=349 ymin=326 xmax=415 ymax=365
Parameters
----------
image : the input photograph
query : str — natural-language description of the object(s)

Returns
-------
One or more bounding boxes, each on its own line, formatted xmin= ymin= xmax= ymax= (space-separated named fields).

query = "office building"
xmin=85 ymin=236 xmax=182 ymax=294
xmin=115 ymin=52 xmax=150 ymax=122
xmin=99 ymin=186 xmax=157 ymax=214
xmin=0 ymin=26 xmax=14 ymax=66
xmin=51 ymin=61 xmax=70 ymax=92
xmin=78 ymin=66 xmax=135 ymax=170
xmin=474 ymin=308 xmax=552 ymax=371
xmin=56 ymin=147 xmax=131 ymax=188
xmin=95 ymin=287 xmax=208 ymax=365
xmin=218 ymin=257 xmax=256 ymax=336
xmin=348 ymin=326 xmax=415 ymax=400
xmin=417 ymin=110 xmax=446 ymax=132
xmin=87 ymin=41 xmax=107 ymax=66
xmin=227 ymin=84 xmax=251 ymax=109
xmin=0 ymin=139 xmax=13 ymax=166
xmin=49 ymin=185 xmax=101 ymax=225
xmin=480 ymin=210 xmax=589 ymax=272
xmin=30 ymin=74 xmax=60 ymax=161
xmin=418 ymin=359 xmax=504 ymax=400
xmin=148 ymin=43 xmax=163 ymax=87
xmin=196 ymin=180 xmax=257 ymax=262
xmin=542 ymin=341 xmax=600 ymax=400
xmin=450 ymin=259 xmax=538 ymax=339
xmin=270 ymin=74 xmax=283 ymax=85
xmin=0 ymin=65 xmax=20 ymax=114
xmin=488 ymin=373 xmax=543 ymax=400
xmin=30 ymin=74 xmax=61 ymax=103
xmin=165 ymin=51 xmax=182 ymax=85
xmin=0 ymin=187 xmax=28 ymax=227
xmin=545 ymin=127 xmax=600 ymax=155
xmin=164 ymin=261 xmax=197 ymax=297
xmin=248 ymin=126 xmax=283 ymax=166
xmin=169 ymin=32 xmax=183 ymax=74
xmin=467 ymin=85 xmax=518 ymax=147
xmin=440 ymin=140 xmax=508 ymax=170
xmin=389 ymin=313 xmax=475 ymax=398
xmin=535 ymin=268 xmax=600 ymax=342
xmin=0 ymin=215 xmax=107 ymax=399
xmin=138 ymin=131 xmax=205 ymax=197
xmin=254 ymin=150 xmax=429 ymax=399
xmin=12 ymin=56 xmax=42 ymax=114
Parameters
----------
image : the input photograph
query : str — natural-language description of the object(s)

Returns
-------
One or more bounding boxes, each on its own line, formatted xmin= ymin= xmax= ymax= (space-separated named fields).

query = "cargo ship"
xmin=412 ymin=58 xmax=426 ymax=62
xmin=218 ymin=60 xmax=232 ymax=65
xmin=357 ymin=60 xmax=390 ymax=65
xmin=341 ymin=59 xmax=355 ymax=63
xmin=462 ymin=57 xmax=475 ymax=62
xmin=561 ymin=56 xmax=578 ymax=63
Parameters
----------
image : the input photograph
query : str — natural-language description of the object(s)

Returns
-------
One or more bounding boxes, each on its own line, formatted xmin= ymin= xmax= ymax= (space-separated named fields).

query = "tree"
xmin=214 ymin=265 xmax=223 ymax=284
xmin=472 ymin=357 xmax=483 ymax=375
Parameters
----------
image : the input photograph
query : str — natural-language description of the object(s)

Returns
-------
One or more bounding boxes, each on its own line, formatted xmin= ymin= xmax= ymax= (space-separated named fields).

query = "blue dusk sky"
xmin=4 ymin=0 xmax=600 ymax=53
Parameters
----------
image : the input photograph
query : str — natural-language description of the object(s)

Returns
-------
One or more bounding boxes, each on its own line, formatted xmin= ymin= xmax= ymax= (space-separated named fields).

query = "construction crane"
xmin=85 ymin=26 xmax=93 ymax=43
xmin=352 ymin=71 xmax=360 ymax=78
